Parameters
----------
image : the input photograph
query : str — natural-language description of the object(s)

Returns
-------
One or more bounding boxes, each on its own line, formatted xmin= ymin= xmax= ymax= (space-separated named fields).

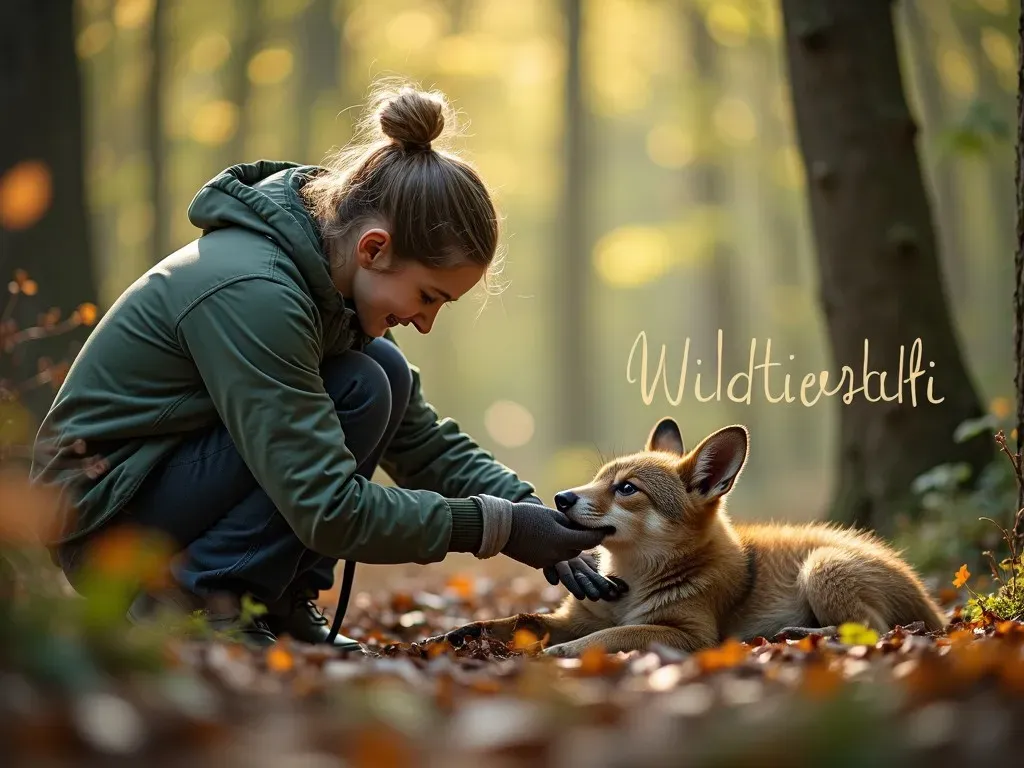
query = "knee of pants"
xmin=321 ymin=352 xmax=393 ymax=434
xmin=362 ymin=337 xmax=414 ymax=417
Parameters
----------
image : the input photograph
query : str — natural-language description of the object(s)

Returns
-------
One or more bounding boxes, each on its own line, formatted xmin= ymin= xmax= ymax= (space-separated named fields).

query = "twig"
xmin=3 ymin=316 xmax=83 ymax=351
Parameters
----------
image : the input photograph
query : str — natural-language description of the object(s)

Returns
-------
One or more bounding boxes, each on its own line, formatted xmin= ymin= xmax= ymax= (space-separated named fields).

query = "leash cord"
xmin=326 ymin=559 xmax=356 ymax=645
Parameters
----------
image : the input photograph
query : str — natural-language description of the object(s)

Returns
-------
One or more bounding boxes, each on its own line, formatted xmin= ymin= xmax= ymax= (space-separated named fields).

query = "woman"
xmin=31 ymin=82 xmax=623 ymax=650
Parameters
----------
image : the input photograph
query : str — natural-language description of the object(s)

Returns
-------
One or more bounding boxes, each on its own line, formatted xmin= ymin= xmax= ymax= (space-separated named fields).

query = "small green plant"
xmin=945 ymin=430 xmax=1024 ymax=624
xmin=896 ymin=409 xmax=1019 ymax=581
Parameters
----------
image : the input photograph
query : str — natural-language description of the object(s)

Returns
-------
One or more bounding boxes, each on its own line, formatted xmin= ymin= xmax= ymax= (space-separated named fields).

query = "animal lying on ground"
xmin=438 ymin=417 xmax=946 ymax=657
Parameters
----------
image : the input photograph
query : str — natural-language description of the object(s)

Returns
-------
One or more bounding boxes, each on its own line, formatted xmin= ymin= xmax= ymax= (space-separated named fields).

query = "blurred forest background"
xmin=1 ymin=0 xmax=1021 ymax=588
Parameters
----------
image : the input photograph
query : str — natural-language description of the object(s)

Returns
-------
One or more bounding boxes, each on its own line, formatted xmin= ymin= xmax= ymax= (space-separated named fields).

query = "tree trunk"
xmin=900 ymin=0 xmax=968 ymax=306
xmin=0 ymin=0 xmax=99 ymax=426
xmin=685 ymin=7 xmax=738 ymax=344
xmin=146 ymin=0 xmax=167 ymax=262
xmin=224 ymin=0 xmax=259 ymax=167
xmin=296 ymin=0 xmax=339 ymax=163
xmin=556 ymin=0 xmax=593 ymax=447
xmin=779 ymin=0 xmax=992 ymax=537
xmin=1014 ymin=2 xmax=1024 ymax=542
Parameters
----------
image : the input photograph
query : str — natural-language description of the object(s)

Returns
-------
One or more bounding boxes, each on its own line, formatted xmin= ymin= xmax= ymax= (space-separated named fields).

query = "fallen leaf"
xmin=800 ymin=659 xmax=843 ymax=699
xmin=838 ymin=623 xmax=879 ymax=646
xmin=445 ymin=574 xmax=475 ymax=601
xmin=265 ymin=646 xmax=294 ymax=674
xmin=696 ymin=638 xmax=748 ymax=673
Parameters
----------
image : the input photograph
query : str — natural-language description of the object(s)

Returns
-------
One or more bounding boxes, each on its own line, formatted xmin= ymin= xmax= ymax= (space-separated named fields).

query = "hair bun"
xmin=378 ymin=86 xmax=446 ymax=152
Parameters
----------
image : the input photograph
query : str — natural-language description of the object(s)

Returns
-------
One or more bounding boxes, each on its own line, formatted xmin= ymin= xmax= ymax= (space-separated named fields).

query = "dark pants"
xmin=58 ymin=337 xmax=412 ymax=605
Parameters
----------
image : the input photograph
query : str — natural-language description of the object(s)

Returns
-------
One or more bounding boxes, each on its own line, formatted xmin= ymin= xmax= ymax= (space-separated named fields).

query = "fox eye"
xmin=615 ymin=482 xmax=638 ymax=497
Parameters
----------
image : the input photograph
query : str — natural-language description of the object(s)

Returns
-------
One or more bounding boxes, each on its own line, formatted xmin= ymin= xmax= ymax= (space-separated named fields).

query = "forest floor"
xmin=3 ymin=567 xmax=1024 ymax=768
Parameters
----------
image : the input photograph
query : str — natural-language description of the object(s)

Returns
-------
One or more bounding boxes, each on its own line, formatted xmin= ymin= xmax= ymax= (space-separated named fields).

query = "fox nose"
xmin=553 ymin=491 xmax=578 ymax=511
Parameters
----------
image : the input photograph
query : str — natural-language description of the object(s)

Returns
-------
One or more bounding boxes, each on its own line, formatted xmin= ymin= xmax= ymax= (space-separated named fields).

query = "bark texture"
xmin=556 ymin=0 xmax=594 ymax=447
xmin=779 ymin=0 xmax=991 ymax=536
xmin=0 ymin=1 xmax=99 ymax=424
xmin=1014 ymin=2 xmax=1024 ymax=541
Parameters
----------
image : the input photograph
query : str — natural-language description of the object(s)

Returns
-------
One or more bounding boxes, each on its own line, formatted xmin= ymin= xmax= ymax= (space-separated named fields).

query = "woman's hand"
xmin=543 ymin=551 xmax=628 ymax=602
xmin=471 ymin=494 xmax=608 ymax=569
xmin=519 ymin=495 xmax=629 ymax=602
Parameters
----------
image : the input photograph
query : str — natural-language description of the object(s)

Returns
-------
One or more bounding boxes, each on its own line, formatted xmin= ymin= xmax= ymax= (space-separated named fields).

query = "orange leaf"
xmin=83 ymin=524 xmax=175 ymax=587
xmin=795 ymin=634 xmax=821 ymax=653
xmin=445 ymin=574 xmax=474 ymax=600
xmin=946 ymin=628 xmax=974 ymax=646
xmin=800 ymin=660 xmax=843 ymax=699
xmin=390 ymin=592 xmax=414 ymax=612
xmin=578 ymin=644 xmax=609 ymax=674
xmin=512 ymin=628 xmax=542 ymax=651
xmin=469 ymin=678 xmax=501 ymax=694
xmin=76 ymin=302 xmax=98 ymax=326
xmin=348 ymin=723 xmax=416 ymax=768
xmin=266 ymin=645 xmax=294 ymax=673
xmin=990 ymin=396 xmax=1012 ymax=420
xmin=953 ymin=564 xmax=970 ymax=589
xmin=696 ymin=638 xmax=749 ymax=672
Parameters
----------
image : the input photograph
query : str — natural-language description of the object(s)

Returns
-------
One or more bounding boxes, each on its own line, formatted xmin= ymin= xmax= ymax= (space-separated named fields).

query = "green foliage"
xmin=895 ymin=453 xmax=1016 ymax=579
xmin=939 ymin=98 xmax=1012 ymax=158
xmin=902 ymin=410 xmax=1024 ymax=623
xmin=963 ymin=559 xmax=1024 ymax=623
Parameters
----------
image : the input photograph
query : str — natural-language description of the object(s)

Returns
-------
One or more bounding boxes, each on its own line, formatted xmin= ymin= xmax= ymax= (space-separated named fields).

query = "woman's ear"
xmin=356 ymin=228 xmax=393 ymax=269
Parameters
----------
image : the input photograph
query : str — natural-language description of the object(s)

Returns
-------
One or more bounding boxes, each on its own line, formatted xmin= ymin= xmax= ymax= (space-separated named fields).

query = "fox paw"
xmin=543 ymin=642 xmax=583 ymax=658
xmin=440 ymin=623 xmax=486 ymax=648
xmin=773 ymin=625 xmax=838 ymax=642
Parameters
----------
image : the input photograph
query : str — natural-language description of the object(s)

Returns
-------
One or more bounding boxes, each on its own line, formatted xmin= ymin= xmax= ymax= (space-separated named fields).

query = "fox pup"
xmin=442 ymin=417 xmax=946 ymax=657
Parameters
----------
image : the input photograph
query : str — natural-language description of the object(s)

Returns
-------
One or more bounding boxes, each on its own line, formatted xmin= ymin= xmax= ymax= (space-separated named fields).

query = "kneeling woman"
xmin=31 ymin=83 xmax=620 ymax=649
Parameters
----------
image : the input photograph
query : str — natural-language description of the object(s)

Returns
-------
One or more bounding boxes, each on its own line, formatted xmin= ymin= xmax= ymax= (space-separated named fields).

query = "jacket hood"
xmin=186 ymin=160 xmax=346 ymax=316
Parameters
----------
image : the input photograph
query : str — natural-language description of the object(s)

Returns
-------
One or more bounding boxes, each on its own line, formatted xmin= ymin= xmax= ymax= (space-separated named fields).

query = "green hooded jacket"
xmin=31 ymin=161 xmax=536 ymax=564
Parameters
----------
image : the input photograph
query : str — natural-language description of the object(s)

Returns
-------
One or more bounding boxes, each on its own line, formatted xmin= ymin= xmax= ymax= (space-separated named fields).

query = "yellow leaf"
xmin=990 ymin=396 xmax=1012 ymax=419
xmin=837 ymin=622 xmax=879 ymax=646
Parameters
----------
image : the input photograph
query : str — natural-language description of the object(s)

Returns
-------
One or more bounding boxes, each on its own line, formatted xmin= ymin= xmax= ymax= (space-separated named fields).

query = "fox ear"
xmin=646 ymin=417 xmax=685 ymax=455
xmin=685 ymin=425 xmax=748 ymax=500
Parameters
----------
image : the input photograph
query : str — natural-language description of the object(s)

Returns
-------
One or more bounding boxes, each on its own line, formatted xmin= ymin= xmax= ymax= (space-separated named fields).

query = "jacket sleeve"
xmin=175 ymin=277 xmax=455 ymax=565
xmin=377 ymin=330 xmax=538 ymax=503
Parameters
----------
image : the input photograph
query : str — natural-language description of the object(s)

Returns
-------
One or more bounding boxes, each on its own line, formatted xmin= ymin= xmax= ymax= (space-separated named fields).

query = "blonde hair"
xmin=301 ymin=79 xmax=505 ymax=296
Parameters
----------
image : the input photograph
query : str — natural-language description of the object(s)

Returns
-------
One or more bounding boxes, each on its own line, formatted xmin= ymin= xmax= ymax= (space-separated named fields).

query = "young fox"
xmin=442 ymin=417 xmax=946 ymax=657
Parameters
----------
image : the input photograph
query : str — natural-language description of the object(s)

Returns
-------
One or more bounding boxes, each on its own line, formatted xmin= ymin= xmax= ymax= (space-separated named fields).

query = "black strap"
xmin=326 ymin=559 xmax=357 ymax=645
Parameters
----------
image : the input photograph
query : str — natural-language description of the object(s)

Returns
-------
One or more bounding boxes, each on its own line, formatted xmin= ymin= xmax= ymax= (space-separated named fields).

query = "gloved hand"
xmin=471 ymin=494 xmax=608 ymax=569
xmin=518 ymin=495 xmax=628 ymax=601
xmin=543 ymin=551 xmax=629 ymax=601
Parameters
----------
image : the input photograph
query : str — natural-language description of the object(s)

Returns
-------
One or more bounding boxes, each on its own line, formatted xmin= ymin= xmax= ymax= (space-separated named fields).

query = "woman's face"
xmin=348 ymin=228 xmax=485 ymax=338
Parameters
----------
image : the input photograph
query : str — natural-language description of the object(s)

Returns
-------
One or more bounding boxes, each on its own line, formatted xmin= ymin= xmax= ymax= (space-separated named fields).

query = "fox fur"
xmin=442 ymin=417 xmax=946 ymax=657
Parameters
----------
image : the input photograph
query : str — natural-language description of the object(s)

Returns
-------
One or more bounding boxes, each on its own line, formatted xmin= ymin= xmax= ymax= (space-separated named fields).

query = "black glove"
xmin=471 ymin=494 xmax=609 ymax=569
xmin=544 ymin=551 xmax=628 ymax=601
xmin=517 ymin=495 xmax=628 ymax=601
